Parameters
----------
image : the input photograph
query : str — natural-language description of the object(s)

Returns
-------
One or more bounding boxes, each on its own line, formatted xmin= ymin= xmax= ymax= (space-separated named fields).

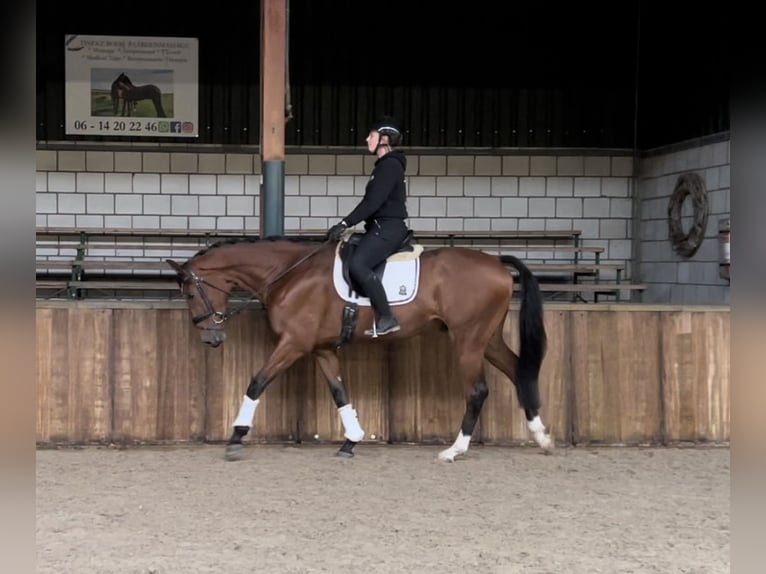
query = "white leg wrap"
xmin=528 ymin=415 xmax=553 ymax=450
xmin=233 ymin=396 xmax=260 ymax=427
xmin=338 ymin=404 xmax=365 ymax=442
xmin=528 ymin=415 xmax=545 ymax=433
xmin=438 ymin=431 xmax=471 ymax=462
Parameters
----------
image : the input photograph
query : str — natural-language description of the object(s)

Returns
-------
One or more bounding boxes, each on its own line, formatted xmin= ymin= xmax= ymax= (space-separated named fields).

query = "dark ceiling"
xmin=36 ymin=0 xmax=729 ymax=148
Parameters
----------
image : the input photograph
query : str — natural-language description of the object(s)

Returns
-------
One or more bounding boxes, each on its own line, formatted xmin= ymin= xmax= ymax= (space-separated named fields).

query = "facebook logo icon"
xmin=171 ymin=122 xmax=182 ymax=133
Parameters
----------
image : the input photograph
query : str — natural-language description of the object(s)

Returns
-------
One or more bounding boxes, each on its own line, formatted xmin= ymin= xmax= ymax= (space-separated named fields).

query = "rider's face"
xmin=366 ymin=130 xmax=380 ymax=153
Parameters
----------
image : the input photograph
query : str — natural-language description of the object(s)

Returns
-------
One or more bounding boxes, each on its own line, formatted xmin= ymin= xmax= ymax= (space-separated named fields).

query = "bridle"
xmin=183 ymin=269 xmax=239 ymax=328
xmin=182 ymin=239 xmax=331 ymax=329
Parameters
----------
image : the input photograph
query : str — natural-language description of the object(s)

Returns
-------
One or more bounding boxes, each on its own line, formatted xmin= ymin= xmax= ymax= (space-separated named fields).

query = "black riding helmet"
xmin=370 ymin=115 xmax=402 ymax=147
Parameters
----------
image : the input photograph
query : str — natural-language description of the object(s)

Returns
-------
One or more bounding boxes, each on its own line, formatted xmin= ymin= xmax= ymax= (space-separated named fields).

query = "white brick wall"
xmin=637 ymin=137 xmax=730 ymax=304
xmin=172 ymin=196 xmax=199 ymax=216
xmin=529 ymin=198 xmax=554 ymax=217
xmin=116 ymin=195 xmax=141 ymax=214
xmin=310 ymin=196 xmax=337 ymax=217
xmin=190 ymin=175 xmax=216 ymax=194
xmin=134 ymin=174 xmax=160 ymax=194
xmin=518 ymin=178 xmax=543 ymax=196
xmin=300 ymin=176 xmax=327 ymax=196
xmin=37 ymin=147 xmax=642 ymax=277
xmin=161 ymin=175 xmax=189 ymax=194
xmin=437 ymin=177 xmax=464 ymax=196
xmin=218 ymin=175 xmax=244 ymax=195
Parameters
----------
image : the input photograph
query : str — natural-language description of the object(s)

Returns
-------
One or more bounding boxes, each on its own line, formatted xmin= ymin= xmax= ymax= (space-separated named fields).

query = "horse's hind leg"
xmin=484 ymin=326 xmax=553 ymax=452
xmin=225 ymin=336 xmax=304 ymax=461
xmin=314 ymin=348 xmax=364 ymax=458
xmin=153 ymin=94 xmax=167 ymax=117
xmin=438 ymin=335 xmax=489 ymax=463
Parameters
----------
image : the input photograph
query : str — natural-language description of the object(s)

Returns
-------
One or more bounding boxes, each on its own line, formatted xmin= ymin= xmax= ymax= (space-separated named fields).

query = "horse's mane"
xmin=187 ymin=234 xmax=324 ymax=264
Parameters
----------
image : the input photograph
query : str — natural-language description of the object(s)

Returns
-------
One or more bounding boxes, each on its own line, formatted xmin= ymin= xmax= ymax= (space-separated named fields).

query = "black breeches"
xmin=348 ymin=220 xmax=408 ymax=283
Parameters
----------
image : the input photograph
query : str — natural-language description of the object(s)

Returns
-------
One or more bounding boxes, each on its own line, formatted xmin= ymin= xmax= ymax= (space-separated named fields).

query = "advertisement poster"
xmin=64 ymin=34 xmax=198 ymax=137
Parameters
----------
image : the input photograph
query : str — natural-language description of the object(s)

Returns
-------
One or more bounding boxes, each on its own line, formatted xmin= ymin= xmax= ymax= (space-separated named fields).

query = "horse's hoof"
xmin=335 ymin=450 xmax=354 ymax=459
xmin=225 ymin=444 xmax=244 ymax=461
xmin=438 ymin=450 xmax=457 ymax=463
xmin=540 ymin=434 xmax=555 ymax=454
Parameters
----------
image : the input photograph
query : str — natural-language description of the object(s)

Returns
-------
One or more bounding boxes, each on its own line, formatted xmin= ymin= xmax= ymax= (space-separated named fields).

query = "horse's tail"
xmin=499 ymin=255 xmax=547 ymax=412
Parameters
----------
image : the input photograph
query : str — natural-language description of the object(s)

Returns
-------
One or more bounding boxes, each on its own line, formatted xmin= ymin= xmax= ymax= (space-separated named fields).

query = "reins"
xmin=187 ymin=238 xmax=332 ymax=326
xmin=259 ymin=239 xmax=332 ymax=296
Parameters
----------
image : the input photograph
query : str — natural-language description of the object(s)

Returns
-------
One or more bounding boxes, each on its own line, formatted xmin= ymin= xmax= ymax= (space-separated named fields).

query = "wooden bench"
xmin=514 ymin=282 xmax=647 ymax=303
xmin=36 ymin=227 xmax=242 ymax=261
xmin=68 ymin=279 xmax=180 ymax=291
xmin=523 ymin=262 xmax=623 ymax=272
xmin=510 ymin=262 xmax=627 ymax=290
xmin=38 ymin=269 xmax=642 ymax=303
xmin=36 ymin=227 xmax=643 ymax=303
xmin=416 ymin=229 xmax=581 ymax=243
xmin=408 ymin=230 xmax=643 ymax=301
xmin=36 ymin=260 xmax=173 ymax=272
xmin=35 ymin=279 xmax=70 ymax=293
xmin=35 ymin=260 xmax=77 ymax=270
xmin=37 ymin=226 xmax=254 ymax=238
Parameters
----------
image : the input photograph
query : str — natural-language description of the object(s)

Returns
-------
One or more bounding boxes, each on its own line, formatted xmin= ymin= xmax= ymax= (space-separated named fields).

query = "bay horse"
xmin=166 ymin=233 xmax=553 ymax=462
xmin=112 ymin=73 xmax=167 ymax=117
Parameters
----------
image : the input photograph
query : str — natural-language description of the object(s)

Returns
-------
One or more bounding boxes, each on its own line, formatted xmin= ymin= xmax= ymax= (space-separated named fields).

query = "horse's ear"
xmin=165 ymin=259 xmax=186 ymax=276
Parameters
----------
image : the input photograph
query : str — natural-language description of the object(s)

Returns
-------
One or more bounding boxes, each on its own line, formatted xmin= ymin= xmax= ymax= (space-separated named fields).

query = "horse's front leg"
xmin=314 ymin=348 xmax=365 ymax=458
xmin=225 ymin=336 xmax=304 ymax=461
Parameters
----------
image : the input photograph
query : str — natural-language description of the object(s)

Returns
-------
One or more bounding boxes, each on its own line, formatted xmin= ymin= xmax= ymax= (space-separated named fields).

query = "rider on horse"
xmin=326 ymin=116 xmax=409 ymax=336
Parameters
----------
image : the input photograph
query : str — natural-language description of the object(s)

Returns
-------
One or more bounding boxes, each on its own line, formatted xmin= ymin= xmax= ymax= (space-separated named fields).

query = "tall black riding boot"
xmin=359 ymin=274 xmax=400 ymax=336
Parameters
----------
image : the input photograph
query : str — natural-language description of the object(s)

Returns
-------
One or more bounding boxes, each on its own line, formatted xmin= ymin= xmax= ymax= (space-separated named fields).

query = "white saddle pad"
xmin=332 ymin=243 xmax=422 ymax=307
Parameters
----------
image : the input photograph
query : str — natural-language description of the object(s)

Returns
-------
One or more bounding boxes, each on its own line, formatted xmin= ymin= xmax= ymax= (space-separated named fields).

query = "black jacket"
xmin=344 ymin=150 xmax=408 ymax=227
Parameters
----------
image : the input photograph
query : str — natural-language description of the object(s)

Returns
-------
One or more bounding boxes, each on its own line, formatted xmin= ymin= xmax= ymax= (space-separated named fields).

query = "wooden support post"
xmin=260 ymin=0 xmax=287 ymax=238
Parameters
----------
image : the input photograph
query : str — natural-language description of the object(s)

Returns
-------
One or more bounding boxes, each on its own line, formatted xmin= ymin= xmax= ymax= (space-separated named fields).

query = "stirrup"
xmin=365 ymin=316 xmax=400 ymax=337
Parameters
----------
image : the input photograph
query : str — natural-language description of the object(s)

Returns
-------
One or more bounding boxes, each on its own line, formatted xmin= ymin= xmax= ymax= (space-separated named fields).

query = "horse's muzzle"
xmin=201 ymin=328 xmax=226 ymax=347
